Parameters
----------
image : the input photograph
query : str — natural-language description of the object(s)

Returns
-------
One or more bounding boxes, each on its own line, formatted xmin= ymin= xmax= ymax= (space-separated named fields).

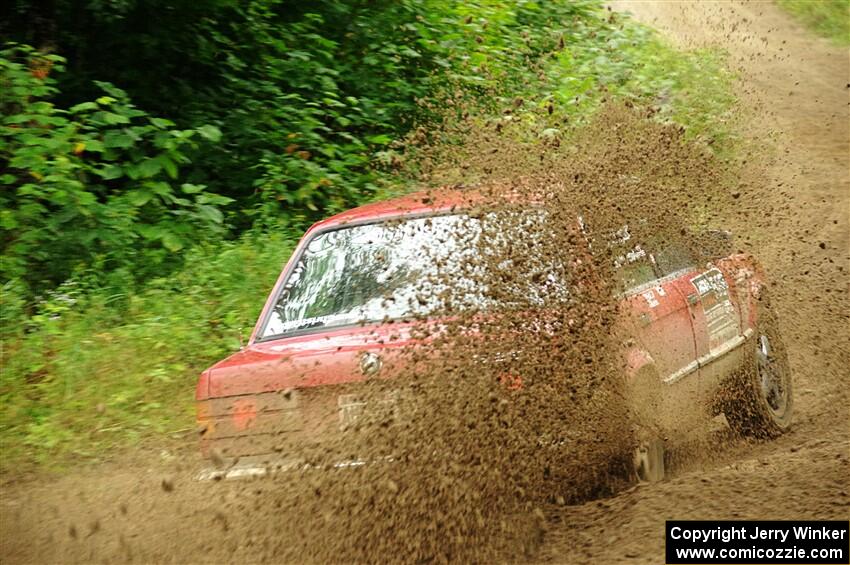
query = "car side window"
xmin=607 ymin=224 xmax=660 ymax=291
xmin=654 ymin=240 xmax=696 ymax=276
xmin=613 ymin=244 xmax=658 ymax=290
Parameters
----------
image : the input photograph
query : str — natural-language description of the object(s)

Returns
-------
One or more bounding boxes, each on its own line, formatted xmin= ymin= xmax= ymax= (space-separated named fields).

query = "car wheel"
xmin=627 ymin=366 xmax=665 ymax=483
xmin=725 ymin=296 xmax=793 ymax=438
xmin=633 ymin=437 xmax=665 ymax=483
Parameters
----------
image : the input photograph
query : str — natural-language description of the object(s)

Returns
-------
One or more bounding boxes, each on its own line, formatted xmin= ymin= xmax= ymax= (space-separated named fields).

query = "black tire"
xmin=633 ymin=437 xmax=665 ymax=483
xmin=627 ymin=366 xmax=666 ymax=482
xmin=724 ymin=295 xmax=793 ymax=438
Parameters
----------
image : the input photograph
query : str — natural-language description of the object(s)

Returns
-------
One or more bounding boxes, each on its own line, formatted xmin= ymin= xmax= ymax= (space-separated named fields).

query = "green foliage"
xmin=540 ymin=16 xmax=736 ymax=148
xmin=0 ymin=229 xmax=294 ymax=469
xmin=777 ymin=0 xmax=850 ymax=45
xmin=1 ymin=45 xmax=229 ymax=296
xmin=161 ymin=0 xmax=602 ymax=222
xmin=2 ymin=1 xmax=602 ymax=229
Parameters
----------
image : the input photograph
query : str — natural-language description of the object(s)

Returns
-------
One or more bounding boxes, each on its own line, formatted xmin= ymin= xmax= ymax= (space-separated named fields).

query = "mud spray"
xmin=225 ymin=101 xmax=747 ymax=563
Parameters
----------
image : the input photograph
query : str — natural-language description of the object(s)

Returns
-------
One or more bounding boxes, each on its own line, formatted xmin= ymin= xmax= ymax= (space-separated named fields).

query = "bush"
xmin=0 ymin=228 xmax=295 ymax=469
xmin=777 ymin=0 xmax=850 ymax=45
xmin=1 ymin=45 xmax=228 ymax=297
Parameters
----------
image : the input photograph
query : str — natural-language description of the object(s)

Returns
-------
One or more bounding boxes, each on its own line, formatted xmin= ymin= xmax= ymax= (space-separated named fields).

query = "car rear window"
xmin=260 ymin=215 xmax=483 ymax=338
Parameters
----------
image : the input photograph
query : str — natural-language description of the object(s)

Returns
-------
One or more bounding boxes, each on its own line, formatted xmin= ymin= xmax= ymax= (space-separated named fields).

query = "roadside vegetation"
xmin=1 ymin=0 xmax=734 ymax=471
xmin=777 ymin=0 xmax=850 ymax=45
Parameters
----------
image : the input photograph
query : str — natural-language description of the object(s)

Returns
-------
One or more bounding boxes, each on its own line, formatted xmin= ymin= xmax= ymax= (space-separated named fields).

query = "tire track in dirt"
xmin=540 ymin=433 xmax=849 ymax=564
xmin=539 ymin=1 xmax=849 ymax=562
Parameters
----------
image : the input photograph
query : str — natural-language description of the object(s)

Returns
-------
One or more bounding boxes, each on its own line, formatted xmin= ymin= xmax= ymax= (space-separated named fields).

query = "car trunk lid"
xmin=197 ymin=321 xmax=423 ymax=460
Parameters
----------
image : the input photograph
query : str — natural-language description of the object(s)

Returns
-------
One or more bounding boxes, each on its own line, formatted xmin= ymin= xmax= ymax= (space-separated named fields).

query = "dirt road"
xmin=1 ymin=1 xmax=848 ymax=563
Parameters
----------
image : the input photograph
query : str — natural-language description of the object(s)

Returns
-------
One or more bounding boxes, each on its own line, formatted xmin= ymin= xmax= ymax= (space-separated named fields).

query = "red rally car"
xmin=195 ymin=190 xmax=793 ymax=481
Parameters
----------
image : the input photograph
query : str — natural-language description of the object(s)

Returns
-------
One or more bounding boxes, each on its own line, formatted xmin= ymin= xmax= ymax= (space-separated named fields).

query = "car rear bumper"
xmin=195 ymin=454 xmax=390 ymax=481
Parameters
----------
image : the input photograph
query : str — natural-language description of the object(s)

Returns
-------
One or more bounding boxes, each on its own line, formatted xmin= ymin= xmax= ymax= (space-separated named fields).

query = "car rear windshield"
xmin=259 ymin=211 xmax=568 ymax=339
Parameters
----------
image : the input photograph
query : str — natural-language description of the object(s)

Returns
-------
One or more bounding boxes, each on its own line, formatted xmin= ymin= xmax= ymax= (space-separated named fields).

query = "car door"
xmin=654 ymin=238 xmax=752 ymax=408
xmin=682 ymin=263 xmax=745 ymax=394
xmin=615 ymin=235 xmax=700 ymax=431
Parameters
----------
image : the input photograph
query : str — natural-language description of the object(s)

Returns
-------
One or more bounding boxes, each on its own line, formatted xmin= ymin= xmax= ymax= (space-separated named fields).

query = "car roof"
xmin=305 ymin=187 xmax=486 ymax=234
xmin=305 ymin=181 xmax=554 ymax=235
